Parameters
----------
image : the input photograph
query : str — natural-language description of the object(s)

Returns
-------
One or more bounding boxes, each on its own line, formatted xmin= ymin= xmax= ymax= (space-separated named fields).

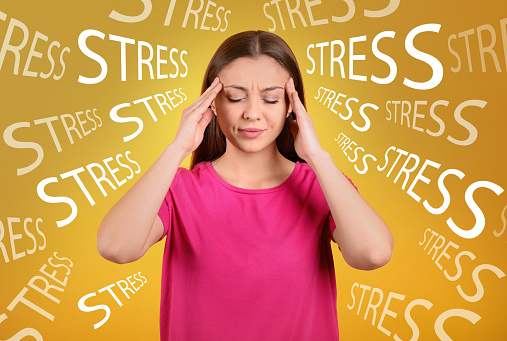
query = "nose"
xmin=243 ymin=97 xmax=260 ymax=120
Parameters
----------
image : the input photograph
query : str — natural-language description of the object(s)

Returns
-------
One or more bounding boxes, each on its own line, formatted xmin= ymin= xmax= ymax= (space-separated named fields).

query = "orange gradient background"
xmin=1 ymin=1 xmax=506 ymax=340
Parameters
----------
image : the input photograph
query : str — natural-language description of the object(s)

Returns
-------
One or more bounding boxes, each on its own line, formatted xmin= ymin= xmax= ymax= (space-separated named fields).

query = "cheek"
xmin=272 ymin=106 xmax=289 ymax=127
xmin=216 ymin=99 xmax=236 ymax=119
xmin=214 ymin=95 xmax=227 ymax=113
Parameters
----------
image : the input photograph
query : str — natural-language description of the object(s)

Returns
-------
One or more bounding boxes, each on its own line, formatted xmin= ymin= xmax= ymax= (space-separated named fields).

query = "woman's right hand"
xmin=98 ymin=78 xmax=222 ymax=264
xmin=171 ymin=77 xmax=222 ymax=156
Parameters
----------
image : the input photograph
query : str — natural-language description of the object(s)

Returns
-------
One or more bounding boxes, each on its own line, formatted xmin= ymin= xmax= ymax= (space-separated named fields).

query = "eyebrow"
xmin=223 ymin=85 xmax=284 ymax=92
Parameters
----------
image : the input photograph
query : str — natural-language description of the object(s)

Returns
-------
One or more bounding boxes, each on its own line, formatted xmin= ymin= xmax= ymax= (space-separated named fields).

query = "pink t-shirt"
xmin=157 ymin=160 xmax=349 ymax=340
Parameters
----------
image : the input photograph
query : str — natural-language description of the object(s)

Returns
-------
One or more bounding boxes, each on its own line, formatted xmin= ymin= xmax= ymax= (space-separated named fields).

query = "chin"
xmin=230 ymin=140 xmax=272 ymax=154
xmin=238 ymin=144 xmax=267 ymax=154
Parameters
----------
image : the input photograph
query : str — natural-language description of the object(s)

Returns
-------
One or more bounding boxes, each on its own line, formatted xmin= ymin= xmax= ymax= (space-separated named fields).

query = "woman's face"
xmin=213 ymin=56 xmax=291 ymax=155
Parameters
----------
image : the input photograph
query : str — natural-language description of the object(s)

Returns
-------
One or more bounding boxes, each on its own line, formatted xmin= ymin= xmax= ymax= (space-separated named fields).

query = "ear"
xmin=286 ymin=103 xmax=292 ymax=118
xmin=211 ymin=100 xmax=217 ymax=116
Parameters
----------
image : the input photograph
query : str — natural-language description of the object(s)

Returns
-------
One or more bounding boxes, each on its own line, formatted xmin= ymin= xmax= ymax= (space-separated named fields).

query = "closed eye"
xmin=227 ymin=97 xmax=244 ymax=103
xmin=227 ymin=97 xmax=278 ymax=104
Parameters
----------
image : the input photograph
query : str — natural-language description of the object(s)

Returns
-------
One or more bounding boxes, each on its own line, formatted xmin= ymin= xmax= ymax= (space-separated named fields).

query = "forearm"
xmin=97 ymin=144 xmax=188 ymax=263
xmin=307 ymin=149 xmax=394 ymax=270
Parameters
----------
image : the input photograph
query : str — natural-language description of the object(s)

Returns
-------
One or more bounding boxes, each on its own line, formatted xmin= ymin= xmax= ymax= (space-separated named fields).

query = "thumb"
xmin=198 ymin=108 xmax=214 ymax=130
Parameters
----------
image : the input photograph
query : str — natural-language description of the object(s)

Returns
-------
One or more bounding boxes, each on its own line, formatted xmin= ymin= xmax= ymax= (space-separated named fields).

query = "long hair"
xmin=190 ymin=30 xmax=307 ymax=170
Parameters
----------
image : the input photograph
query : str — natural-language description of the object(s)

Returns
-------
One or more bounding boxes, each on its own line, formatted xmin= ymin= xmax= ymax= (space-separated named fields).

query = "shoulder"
xmin=286 ymin=161 xmax=320 ymax=192
xmin=297 ymin=161 xmax=318 ymax=181
xmin=170 ymin=161 xmax=210 ymax=189
xmin=297 ymin=161 xmax=358 ymax=191
xmin=179 ymin=161 xmax=208 ymax=176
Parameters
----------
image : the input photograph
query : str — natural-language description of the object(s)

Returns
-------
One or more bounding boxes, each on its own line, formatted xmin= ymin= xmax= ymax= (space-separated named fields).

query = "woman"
xmin=98 ymin=30 xmax=393 ymax=340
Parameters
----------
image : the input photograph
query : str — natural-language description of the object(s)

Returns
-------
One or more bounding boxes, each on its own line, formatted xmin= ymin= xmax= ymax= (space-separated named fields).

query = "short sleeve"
xmin=157 ymin=169 xmax=181 ymax=241
xmin=327 ymin=173 xmax=358 ymax=242
xmin=326 ymin=211 xmax=337 ymax=240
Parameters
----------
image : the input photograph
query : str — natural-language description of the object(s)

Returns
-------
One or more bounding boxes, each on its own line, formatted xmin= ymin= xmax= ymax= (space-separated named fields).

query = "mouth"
xmin=240 ymin=128 xmax=264 ymax=132
xmin=239 ymin=128 xmax=265 ymax=138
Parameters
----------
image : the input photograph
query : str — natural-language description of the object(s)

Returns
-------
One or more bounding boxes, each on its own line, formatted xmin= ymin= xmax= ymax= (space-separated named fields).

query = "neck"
xmin=212 ymin=142 xmax=289 ymax=183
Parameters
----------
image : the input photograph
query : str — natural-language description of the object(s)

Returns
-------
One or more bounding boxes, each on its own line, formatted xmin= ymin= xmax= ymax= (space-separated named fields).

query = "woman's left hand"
xmin=285 ymin=77 xmax=325 ymax=162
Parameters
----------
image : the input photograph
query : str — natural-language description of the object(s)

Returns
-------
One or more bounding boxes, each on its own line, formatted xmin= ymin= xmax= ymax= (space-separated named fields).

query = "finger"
xmin=193 ymin=82 xmax=223 ymax=117
xmin=187 ymin=77 xmax=221 ymax=112
xmin=192 ymin=77 xmax=220 ymax=107
xmin=286 ymin=78 xmax=307 ymax=117
xmin=202 ymin=77 xmax=220 ymax=97
xmin=285 ymin=78 xmax=296 ymax=113
xmin=285 ymin=77 xmax=294 ymax=95
xmin=289 ymin=78 xmax=302 ymax=109
xmin=286 ymin=78 xmax=304 ymax=114
xmin=290 ymin=88 xmax=306 ymax=119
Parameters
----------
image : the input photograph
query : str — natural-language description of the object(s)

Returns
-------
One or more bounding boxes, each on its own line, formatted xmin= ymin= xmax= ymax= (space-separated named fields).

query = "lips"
xmin=240 ymin=128 xmax=264 ymax=132
xmin=239 ymin=128 xmax=265 ymax=138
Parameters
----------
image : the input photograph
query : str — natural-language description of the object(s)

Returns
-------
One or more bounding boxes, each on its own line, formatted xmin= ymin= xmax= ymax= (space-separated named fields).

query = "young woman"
xmin=98 ymin=30 xmax=393 ymax=341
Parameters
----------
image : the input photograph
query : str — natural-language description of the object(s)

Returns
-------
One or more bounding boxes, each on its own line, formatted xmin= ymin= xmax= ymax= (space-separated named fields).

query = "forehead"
xmin=218 ymin=56 xmax=290 ymax=88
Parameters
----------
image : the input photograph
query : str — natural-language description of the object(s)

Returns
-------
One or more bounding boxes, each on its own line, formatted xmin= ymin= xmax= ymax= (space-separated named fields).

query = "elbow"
xmin=345 ymin=241 xmax=393 ymax=271
xmin=97 ymin=241 xmax=139 ymax=264
xmin=97 ymin=230 xmax=140 ymax=265
xmin=365 ymin=246 xmax=392 ymax=270
xmin=362 ymin=225 xmax=394 ymax=270
xmin=97 ymin=241 xmax=120 ymax=264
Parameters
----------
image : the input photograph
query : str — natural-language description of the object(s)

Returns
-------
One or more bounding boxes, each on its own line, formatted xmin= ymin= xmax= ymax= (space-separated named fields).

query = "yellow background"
xmin=1 ymin=0 xmax=506 ymax=340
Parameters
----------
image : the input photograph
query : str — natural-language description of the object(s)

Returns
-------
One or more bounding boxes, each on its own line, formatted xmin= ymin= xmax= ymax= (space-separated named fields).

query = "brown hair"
xmin=190 ymin=30 xmax=307 ymax=170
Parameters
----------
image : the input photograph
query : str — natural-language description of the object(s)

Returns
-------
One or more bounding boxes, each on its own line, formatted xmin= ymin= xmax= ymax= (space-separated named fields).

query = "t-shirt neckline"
xmin=205 ymin=161 xmax=301 ymax=194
